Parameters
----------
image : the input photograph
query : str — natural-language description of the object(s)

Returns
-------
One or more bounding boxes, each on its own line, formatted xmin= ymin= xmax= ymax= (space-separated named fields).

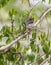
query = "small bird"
xmin=24 ymin=16 xmax=34 ymax=30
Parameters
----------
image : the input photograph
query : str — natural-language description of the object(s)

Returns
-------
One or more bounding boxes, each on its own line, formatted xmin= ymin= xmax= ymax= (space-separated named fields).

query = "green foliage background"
xmin=0 ymin=0 xmax=51 ymax=65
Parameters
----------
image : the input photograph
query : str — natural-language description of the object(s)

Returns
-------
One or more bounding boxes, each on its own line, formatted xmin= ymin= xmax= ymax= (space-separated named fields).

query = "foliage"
xmin=0 ymin=0 xmax=10 ymax=7
xmin=0 ymin=0 xmax=51 ymax=65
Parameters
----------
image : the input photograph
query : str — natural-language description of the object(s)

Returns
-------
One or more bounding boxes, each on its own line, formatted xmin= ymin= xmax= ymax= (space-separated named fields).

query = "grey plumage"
xmin=24 ymin=16 xmax=34 ymax=26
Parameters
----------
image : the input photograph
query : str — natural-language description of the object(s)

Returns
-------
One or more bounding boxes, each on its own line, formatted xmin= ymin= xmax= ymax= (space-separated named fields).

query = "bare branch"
xmin=33 ymin=7 xmax=51 ymax=26
xmin=0 ymin=8 xmax=51 ymax=52
xmin=0 ymin=32 xmax=28 ymax=52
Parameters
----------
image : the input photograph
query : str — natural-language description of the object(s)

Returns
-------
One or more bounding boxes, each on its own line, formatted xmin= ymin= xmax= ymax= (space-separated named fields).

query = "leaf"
xmin=17 ymin=41 xmax=20 ymax=49
xmin=0 ymin=35 xmax=3 ymax=41
xmin=37 ymin=45 xmax=40 ymax=53
xmin=40 ymin=32 xmax=46 ymax=40
xmin=48 ymin=41 xmax=51 ymax=47
xmin=36 ymin=53 xmax=43 ymax=64
xmin=9 ymin=9 xmax=17 ymax=17
xmin=49 ymin=49 xmax=51 ymax=55
xmin=30 ymin=39 xmax=36 ymax=52
xmin=1 ymin=25 xmax=11 ymax=37
xmin=6 ymin=52 xmax=14 ymax=61
xmin=0 ymin=0 xmax=9 ymax=7
xmin=32 ymin=31 xmax=36 ymax=40
xmin=0 ymin=53 xmax=3 ymax=59
xmin=27 ymin=54 xmax=35 ymax=62
xmin=0 ymin=60 xmax=4 ymax=65
xmin=6 ymin=37 xmax=12 ymax=44
xmin=11 ymin=47 xmax=16 ymax=52
xmin=42 ymin=43 xmax=49 ymax=54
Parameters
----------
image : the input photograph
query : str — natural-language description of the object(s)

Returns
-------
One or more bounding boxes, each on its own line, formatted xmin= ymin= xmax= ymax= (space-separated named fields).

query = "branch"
xmin=33 ymin=7 xmax=51 ymax=26
xmin=28 ymin=0 xmax=31 ymax=7
xmin=29 ymin=1 xmax=40 ymax=14
xmin=0 ymin=32 xmax=28 ymax=52
xmin=40 ymin=56 xmax=51 ymax=65
xmin=0 ymin=8 xmax=51 ymax=52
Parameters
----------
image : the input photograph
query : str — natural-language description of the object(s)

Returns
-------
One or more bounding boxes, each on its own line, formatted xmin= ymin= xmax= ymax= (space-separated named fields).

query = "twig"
xmin=11 ymin=51 xmax=22 ymax=64
xmin=11 ymin=16 xmax=14 ymax=37
xmin=40 ymin=56 xmax=51 ymax=65
xmin=0 ymin=7 xmax=51 ymax=52
xmin=30 ymin=1 xmax=40 ymax=13
xmin=33 ymin=7 xmax=51 ymax=26
xmin=28 ymin=0 xmax=31 ymax=7
xmin=45 ymin=16 xmax=49 ymax=38
xmin=0 ymin=32 xmax=28 ymax=52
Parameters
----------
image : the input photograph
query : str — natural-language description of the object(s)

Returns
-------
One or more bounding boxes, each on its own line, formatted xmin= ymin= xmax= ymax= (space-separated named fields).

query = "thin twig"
xmin=33 ymin=7 xmax=51 ymax=26
xmin=29 ymin=1 xmax=40 ymax=15
xmin=11 ymin=17 xmax=14 ymax=37
xmin=45 ymin=16 xmax=49 ymax=38
xmin=0 ymin=32 xmax=28 ymax=52
xmin=30 ymin=1 xmax=40 ymax=11
xmin=40 ymin=56 xmax=51 ymax=65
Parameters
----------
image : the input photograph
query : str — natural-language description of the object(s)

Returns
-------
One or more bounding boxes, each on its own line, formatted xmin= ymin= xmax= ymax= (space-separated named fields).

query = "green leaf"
xmin=40 ymin=32 xmax=47 ymax=40
xmin=6 ymin=52 xmax=14 ymax=61
xmin=37 ymin=45 xmax=40 ymax=53
xmin=9 ymin=9 xmax=17 ymax=18
xmin=0 ymin=60 xmax=4 ymax=65
xmin=30 ymin=39 xmax=36 ymax=52
xmin=0 ymin=53 xmax=3 ymax=59
xmin=1 ymin=25 xmax=11 ymax=37
xmin=0 ymin=35 xmax=3 ymax=41
xmin=17 ymin=41 xmax=20 ymax=49
xmin=36 ymin=54 xmax=43 ymax=64
xmin=42 ymin=43 xmax=49 ymax=54
xmin=11 ymin=47 xmax=16 ymax=52
xmin=48 ymin=41 xmax=51 ymax=47
xmin=32 ymin=31 xmax=36 ymax=40
xmin=49 ymin=49 xmax=51 ymax=55
xmin=6 ymin=37 xmax=12 ymax=44
xmin=0 ymin=0 xmax=10 ymax=7
xmin=27 ymin=54 xmax=35 ymax=62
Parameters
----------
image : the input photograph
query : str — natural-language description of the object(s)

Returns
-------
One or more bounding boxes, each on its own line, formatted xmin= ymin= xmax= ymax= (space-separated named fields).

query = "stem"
xmin=29 ymin=1 xmax=40 ymax=15
xmin=34 ymin=7 xmax=51 ymax=26
xmin=40 ymin=56 xmax=51 ymax=65
xmin=45 ymin=16 xmax=49 ymax=38
xmin=11 ymin=17 xmax=14 ymax=36
xmin=28 ymin=0 xmax=31 ymax=7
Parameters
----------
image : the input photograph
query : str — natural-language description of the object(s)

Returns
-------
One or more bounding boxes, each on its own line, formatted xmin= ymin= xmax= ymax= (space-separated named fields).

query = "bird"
xmin=24 ymin=16 xmax=34 ymax=31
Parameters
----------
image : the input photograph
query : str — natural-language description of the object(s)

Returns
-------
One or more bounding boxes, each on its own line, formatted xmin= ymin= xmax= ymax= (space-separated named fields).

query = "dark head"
xmin=24 ymin=16 xmax=34 ymax=26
